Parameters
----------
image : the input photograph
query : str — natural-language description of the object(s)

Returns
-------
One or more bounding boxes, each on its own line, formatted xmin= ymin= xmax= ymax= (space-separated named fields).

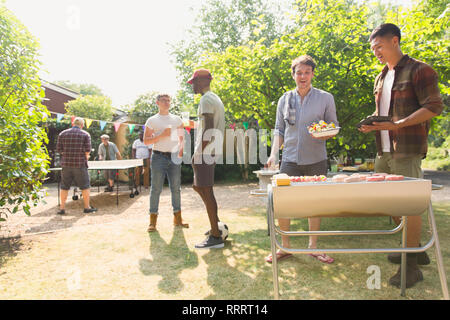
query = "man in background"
xmin=98 ymin=134 xmax=122 ymax=192
xmin=56 ymin=117 xmax=97 ymax=214
xmin=132 ymin=131 xmax=152 ymax=189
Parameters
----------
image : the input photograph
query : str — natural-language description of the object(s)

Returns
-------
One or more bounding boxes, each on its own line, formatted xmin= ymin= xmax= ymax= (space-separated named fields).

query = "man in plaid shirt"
xmin=360 ymin=23 xmax=444 ymax=288
xmin=56 ymin=117 xmax=97 ymax=214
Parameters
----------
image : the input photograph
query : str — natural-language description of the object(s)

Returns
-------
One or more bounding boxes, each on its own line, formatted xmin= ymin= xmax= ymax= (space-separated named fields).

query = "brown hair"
xmin=291 ymin=55 xmax=316 ymax=74
xmin=156 ymin=93 xmax=171 ymax=101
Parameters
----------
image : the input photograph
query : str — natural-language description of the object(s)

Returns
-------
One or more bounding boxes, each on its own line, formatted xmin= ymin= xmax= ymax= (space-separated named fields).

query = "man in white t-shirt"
xmin=143 ymin=94 xmax=187 ymax=232
xmin=187 ymin=68 xmax=226 ymax=249
xmin=132 ymin=131 xmax=153 ymax=189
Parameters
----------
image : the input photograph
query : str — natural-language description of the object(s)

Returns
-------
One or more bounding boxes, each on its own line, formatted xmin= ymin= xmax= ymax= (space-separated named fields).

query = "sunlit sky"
xmin=5 ymin=0 xmax=414 ymax=108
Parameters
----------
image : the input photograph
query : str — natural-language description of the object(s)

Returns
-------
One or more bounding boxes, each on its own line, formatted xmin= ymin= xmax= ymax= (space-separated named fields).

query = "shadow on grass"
xmin=202 ymin=229 xmax=274 ymax=300
xmin=139 ymin=227 xmax=199 ymax=294
xmin=24 ymin=191 xmax=142 ymax=235
xmin=0 ymin=237 xmax=24 ymax=270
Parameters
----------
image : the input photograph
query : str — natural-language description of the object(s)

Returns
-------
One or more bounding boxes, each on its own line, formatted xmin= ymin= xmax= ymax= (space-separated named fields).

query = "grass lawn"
xmin=0 ymin=187 xmax=449 ymax=300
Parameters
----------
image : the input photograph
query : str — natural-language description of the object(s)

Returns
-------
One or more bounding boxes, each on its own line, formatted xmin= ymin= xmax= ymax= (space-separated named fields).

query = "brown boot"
xmin=173 ymin=211 xmax=189 ymax=228
xmin=147 ymin=213 xmax=158 ymax=232
xmin=389 ymin=253 xmax=423 ymax=288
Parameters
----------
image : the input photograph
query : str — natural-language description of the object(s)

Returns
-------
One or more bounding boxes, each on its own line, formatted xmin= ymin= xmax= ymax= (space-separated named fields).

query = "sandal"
xmin=309 ymin=253 xmax=334 ymax=264
xmin=265 ymin=251 xmax=292 ymax=264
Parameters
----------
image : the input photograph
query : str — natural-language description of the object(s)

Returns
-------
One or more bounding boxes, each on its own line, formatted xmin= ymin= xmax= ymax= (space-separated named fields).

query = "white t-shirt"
xmin=132 ymin=139 xmax=152 ymax=159
xmin=145 ymin=113 xmax=183 ymax=153
xmin=380 ymin=70 xmax=395 ymax=152
xmin=194 ymin=91 xmax=225 ymax=156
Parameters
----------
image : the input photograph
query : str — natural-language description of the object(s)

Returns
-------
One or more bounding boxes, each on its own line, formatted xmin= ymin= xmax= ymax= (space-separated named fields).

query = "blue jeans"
xmin=149 ymin=152 xmax=181 ymax=214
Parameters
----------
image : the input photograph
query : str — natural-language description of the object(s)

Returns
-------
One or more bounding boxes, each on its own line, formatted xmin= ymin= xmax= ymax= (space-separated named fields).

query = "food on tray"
xmin=372 ymin=172 xmax=388 ymax=176
xmin=273 ymin=173 xmax=291 ymax=186
xmin=344 ymin=176 xmax=363 ymax=183
xmin=353 ymin=173 xmax=371 ymax=181
xmin=366 ymin=175 xmax=385 ymax=182
xmin=307 ymin=121 xmax=340 ymax=138
xmin=342 ymin=166 xmax=358 ymax=172
xmin=308 ymin=120 xmax=336 ymax=133
xmin=332 ymin=174 xmax=348 ymax=182
xmin=289 ymin=175 xmax=327 ymax=182
xmin=356 ymin=116 xmax=393 ymax=128
xmin=385 ymin=175 xmax=404 ymax=181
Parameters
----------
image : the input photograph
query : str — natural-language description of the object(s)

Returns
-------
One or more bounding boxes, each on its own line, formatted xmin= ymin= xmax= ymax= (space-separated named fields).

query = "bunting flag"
xmin=128 ymin=123 xmax=135 ymax=134
xmin=114 ymin=122 xmax=121 ymax=132
xmin=85 ymin=118 xmax=93 ymax=128
xmin=100 ymin=120 xmax=107 ymax=131
xmin=71 ymin=116 xmax=76 ymax=125
xmin=229 ymin=123 xmax=236 ymax=130
xmin=243 ymin=122 xmax=249 ymax=130
xmin=185 ymin=127 xmax=191 ymax=134
xmin=56 ymin=113 xmax=64 ymax=122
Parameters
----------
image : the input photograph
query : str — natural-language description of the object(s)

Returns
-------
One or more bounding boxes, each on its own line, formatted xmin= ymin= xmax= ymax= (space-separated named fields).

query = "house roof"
xmin=41 ymin=80 xmax=80 ymax=99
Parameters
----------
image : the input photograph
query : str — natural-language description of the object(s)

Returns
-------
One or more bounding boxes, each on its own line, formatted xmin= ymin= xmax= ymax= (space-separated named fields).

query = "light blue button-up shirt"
xmin=274 ymin=87 xmax=338 ymax=165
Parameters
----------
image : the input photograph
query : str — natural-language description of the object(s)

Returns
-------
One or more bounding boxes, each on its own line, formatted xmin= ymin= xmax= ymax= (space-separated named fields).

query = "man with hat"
xmin=187 ymin=68 xmax=226 ymax=249
xmin=98 ymin=134 xmax=122 ymax=192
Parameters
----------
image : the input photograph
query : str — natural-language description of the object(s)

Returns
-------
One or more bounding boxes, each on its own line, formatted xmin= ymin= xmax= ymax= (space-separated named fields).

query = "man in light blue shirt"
xmin=266 ymin=55 xmax=339 ymax=264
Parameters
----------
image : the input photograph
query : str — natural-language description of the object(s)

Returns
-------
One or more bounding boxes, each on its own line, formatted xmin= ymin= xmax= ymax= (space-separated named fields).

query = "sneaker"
xmin=83 ymin=207 xmax=98 ymax=213
xmin=57 ymin=209 xmax=65 ymax=215
xmin=195 ymin=235 xmax=224 ymax=249
xmin=204 ymin=229 xmax=222 ymax=237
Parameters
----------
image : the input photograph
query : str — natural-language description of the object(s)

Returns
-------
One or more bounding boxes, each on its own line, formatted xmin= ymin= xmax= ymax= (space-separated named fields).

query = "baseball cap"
xmin=187 ymin=68 xmax=213 ymax=84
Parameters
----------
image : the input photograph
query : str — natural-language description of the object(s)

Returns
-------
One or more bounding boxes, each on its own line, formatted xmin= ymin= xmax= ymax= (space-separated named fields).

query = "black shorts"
xmin=61 ymin=167 xmax=90 ymax=190
xmin=192 ymin=162 xmax=216 ymax=187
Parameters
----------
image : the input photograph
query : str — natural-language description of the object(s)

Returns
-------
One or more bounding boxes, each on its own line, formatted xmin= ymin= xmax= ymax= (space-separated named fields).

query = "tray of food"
xmin=308 ymin=121 xmax=340 ymax=138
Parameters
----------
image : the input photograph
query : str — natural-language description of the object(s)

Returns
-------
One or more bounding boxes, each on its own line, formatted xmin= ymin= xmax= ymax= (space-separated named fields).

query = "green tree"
xmin=170 ymin=0 xmax=286 ymax=111
xmin=389 ymin=0 xmax=449 ymax=148
xmin=54 ymin=80 xmax=104 ymax=96
xmin=65 ymin=95 xmax=114 ymax=120
xmin=63 ymin=95 xmax=116 ymax=159
xmin=202 ymin=0 xmax=378 ymax=161
xmin=0 ymin=4 xmax=50 ymax=219
xmin=128 ymin=91 xmax=182 ymax=125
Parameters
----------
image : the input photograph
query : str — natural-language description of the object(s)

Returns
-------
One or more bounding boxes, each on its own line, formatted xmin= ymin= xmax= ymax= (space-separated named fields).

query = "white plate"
xmin=310 ymin=127 xmax=340 ymax=138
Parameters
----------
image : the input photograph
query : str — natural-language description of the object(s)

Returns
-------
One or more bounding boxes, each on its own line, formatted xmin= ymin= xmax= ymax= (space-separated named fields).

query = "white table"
xmin=51 ymin=159 xmax=144 ymax=206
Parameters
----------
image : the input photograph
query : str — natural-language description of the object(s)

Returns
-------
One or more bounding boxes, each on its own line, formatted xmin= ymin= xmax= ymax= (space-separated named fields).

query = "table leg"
xmin=268 ymin=190 xmax=280 ymax=300
xmin=400 ymin=216 xmax=407 ymax=297
xmin=116 ymin=171 xmax=119 ymax=206
xmin=57 ymin=171 xmax=60 ymax=207
xmin=428 ymin=203 xmax=449 ymax=300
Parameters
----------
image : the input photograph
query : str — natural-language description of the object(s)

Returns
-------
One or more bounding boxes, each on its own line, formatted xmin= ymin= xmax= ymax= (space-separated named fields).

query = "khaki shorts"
xmin=375 ymin=153 xmax=423 ymax=178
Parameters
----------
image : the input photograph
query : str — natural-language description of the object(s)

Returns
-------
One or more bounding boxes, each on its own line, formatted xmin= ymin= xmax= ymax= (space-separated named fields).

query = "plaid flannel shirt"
xmin=56 ymin=126 xmax=91 ymax=168
xmin=373 ymin=55 xmax=444 ymax=159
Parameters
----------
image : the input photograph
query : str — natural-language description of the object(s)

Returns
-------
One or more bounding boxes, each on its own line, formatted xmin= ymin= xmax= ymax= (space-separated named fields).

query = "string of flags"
xmin=51 ymin=111 xmax=145 ymax=134
xmin=50 ymin=111 xmax=258 ymax=134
